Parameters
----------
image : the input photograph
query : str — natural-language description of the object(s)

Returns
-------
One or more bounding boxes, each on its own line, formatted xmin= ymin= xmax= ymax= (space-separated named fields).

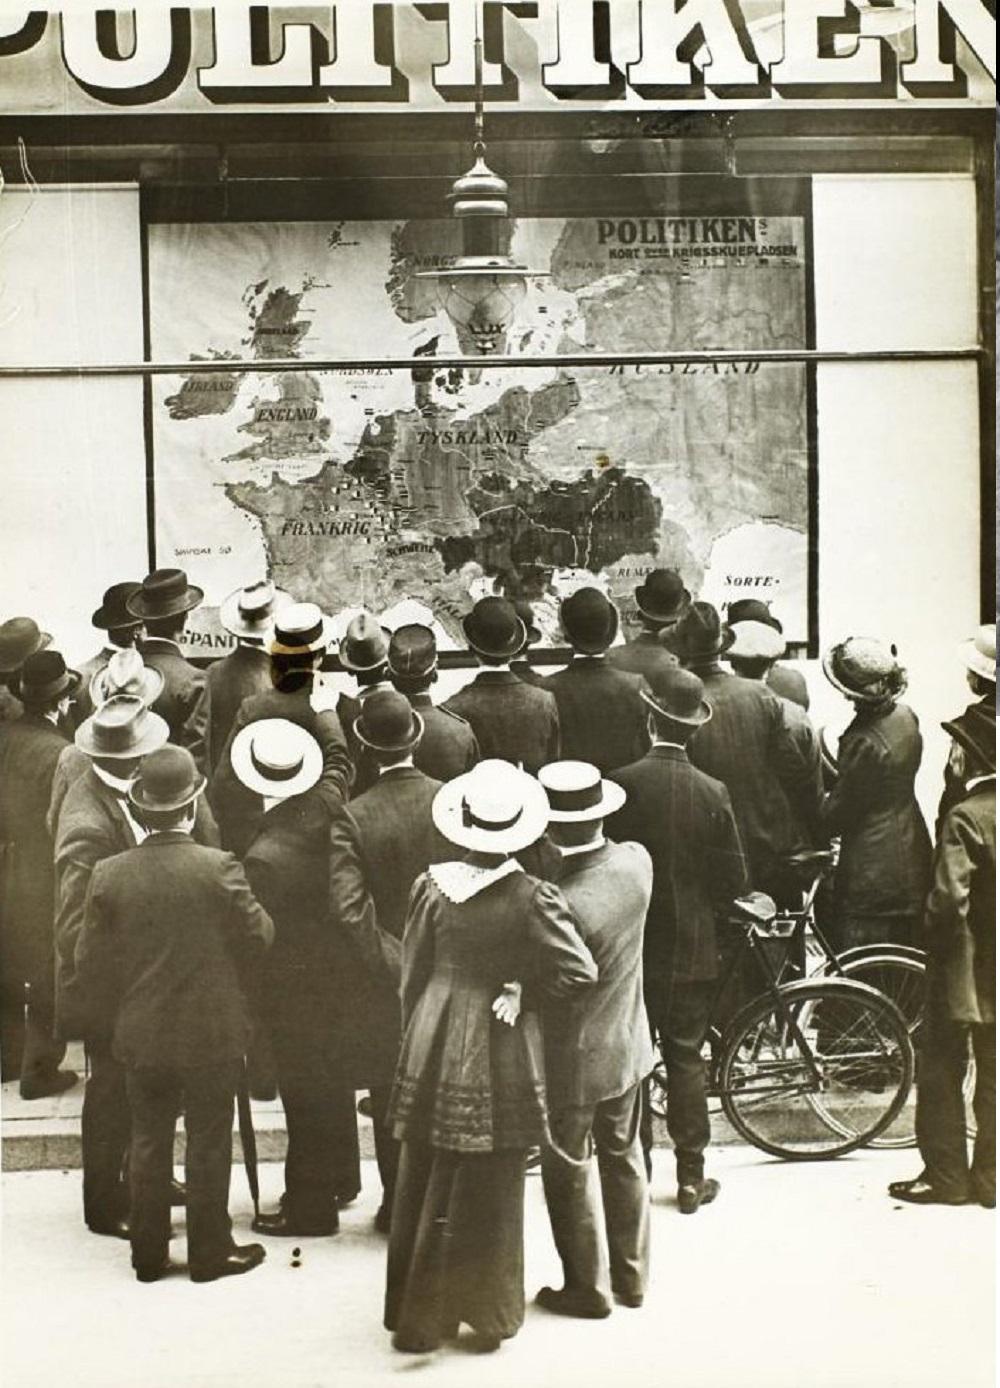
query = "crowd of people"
xmin=0 ymin=565 xmax=994 ymax=1352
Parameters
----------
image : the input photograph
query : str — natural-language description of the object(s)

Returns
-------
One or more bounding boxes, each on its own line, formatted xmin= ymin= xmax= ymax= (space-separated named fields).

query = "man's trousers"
xmin=643 ymin=978 xmax=715 ymax=1184
xmin=541 ymin=1082 xmax=649 ymax=1305
xmin=915 ymin=1005 xmax=995 ymax=1206
xmin=81 ymin=1041 xmax=130 ymax=1229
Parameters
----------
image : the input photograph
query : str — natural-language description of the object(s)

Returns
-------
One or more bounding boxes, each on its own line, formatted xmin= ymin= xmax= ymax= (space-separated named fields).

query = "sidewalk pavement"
xmin=1 ymin=1145 xmax=993 ymax=1388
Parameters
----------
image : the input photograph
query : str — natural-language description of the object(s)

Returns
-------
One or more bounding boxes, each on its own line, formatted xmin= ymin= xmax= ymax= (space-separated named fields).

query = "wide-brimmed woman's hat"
xmin=126 ymin=569 xmax=204 ymax=622
xmin=89 ymin=647 xmax=164 ymax=710
xmin=340 ymin=612 xmax=391 ymax=672
xmin=432 ymin=759 xmax=550 ymax=855
xmin=634 ymin=569 xmax=691 ymax=625
xmin=16 ymin=650 xmax=80 ymax=706
xmin=822 ymin=637 xmax=907 ymax=704
xmin=462 ymin=597 xmax=526 ymax=661
xmin=0 ymin=617 xmax=51 ymax=673
xmin=538 ymin=760 xmax=626 ymax=822
xmin=130 ymin=745 xmax=206 ymax=815
xmin=640 ymin=665 xmax=713 ymax=726
xmin=353 ymin=689 xmax=424 ymax=754
xmin=91 ymin=582 xmax=143 ymax=631
xmin=560 ymin=588 xmax=619 ymax=655
xmin=219 ymin=581 xmax=292 ymax=640
xmin=664 ymin=602 xmax=734 ymax=665
xmin=75 ymin=694 xmax=169 ymax=760
xmin=959 ymin=625 xmax=996 ymax=684
xmin=230 ymin=718 xmax=323 ymax=799
xmin=726 ymin=620 xmax=785 ymax=662
xmin=269 ymin=602 xmax=335 ymax=657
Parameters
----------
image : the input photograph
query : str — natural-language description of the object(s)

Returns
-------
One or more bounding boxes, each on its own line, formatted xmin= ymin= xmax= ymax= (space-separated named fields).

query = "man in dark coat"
xmin=607 ymin=568 xmax=688 ymax=685
xmin=534 ymin=761 xmax=654 ymax=1319
xmin=444 ymin=597 xmax=560 ymax=774
xmin=725 ymin=599 xmax=809 ymax=710
xmin=198 ymin=581 xmax=291 ymax=771
xmin=937 ymin=625 xmax=995 ymax=832
xmin=0 ymin=616 xmax=52 ymax=723
xmin=386 ymin=623 xmax=479 ymax=782
xmin=70 ymin=582 xmax=145 ymax=728
xmin=0 ymin=651 xmax=80 ymax=1095
xmin=541 ymin=588 xmax=650 ymax=774
xmin=327 ymin=690 xmax=451 ymax=1231
xmin=74 ymin=746 xmax=274 ymax=1282
xmin=608 ymin=666 xmax=749 ymax=1213
xmin=889 ymin=714 xmax=995 ymax=1208
xmin=335 ymin=611 xmax=395 ymax=796
xmin=129 ymin=569 xmax=209 ymax=771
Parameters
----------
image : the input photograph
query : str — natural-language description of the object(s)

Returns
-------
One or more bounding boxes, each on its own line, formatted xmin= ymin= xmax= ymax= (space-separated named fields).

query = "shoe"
xmin=392 ymin=1331 xmax=438 ymax=1354
xmin=336 ymin=1191 xmax=360 ymax=1209
xmin=614 ymin=1290 xmax=644 ymax=1308
xmin=135 ymin=1260 xmax=175 ymax=1284
xmin=87 ymin=1217 xmax=130 ymax=1240
xmin=470 ymin=1333 xmax=502 ymax=1353
xmin=189 ymin=1243 xmax=266 ymax=1282
xmin=535 ymin=1286 xmax=611 ymax=1320
xmin=677 ymin=1177 xmax=721 ymax=1214
xmin=169 ymin=1179 xmax=186 ymax=1206
xmin=373 ymin=1204 xmax=392 ymax=1235
xmin=19 ymin=1070 xmax=78 ymax=1100
xmin=251 ymin=1209 xmax=337 ymax=1237
xmin=888 ymin=1177 xmax=971 ymax=1206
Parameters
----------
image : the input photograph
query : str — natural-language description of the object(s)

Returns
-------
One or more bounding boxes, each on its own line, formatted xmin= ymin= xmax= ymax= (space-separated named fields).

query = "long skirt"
xmin=384 ymin=1138 xmax=528 ymax=1348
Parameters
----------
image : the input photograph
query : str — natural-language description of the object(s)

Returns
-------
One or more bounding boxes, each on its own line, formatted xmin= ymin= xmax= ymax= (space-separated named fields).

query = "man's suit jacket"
xmin=139 ymin=637 xmax=209 ymax=771
xmin=200 ymin=644 xmax=272 ymax=772
xmin=606 ymin=632 xmax=679 ymax=684
xmin=541 ymin=657 xmax=650 ymax=774
xmin=327 ymin=766 xmax=450 ymax=1086
xmin=407 ymin=693 xmax=479 ymax=783
xmin=444 ymin=670 xmax=560 ymax=774
xmin=608 ymin=746 xmax=749 ymax=984
xmin=75 ymin=832 xmax=274 ymax=1069
xmin=924 ymin=780 xmax=995 ymax=1026
xmin=209 ymin=683 xmax=353 ymax=856
xmin=541 ymin=840 xmax=655 ymax=1110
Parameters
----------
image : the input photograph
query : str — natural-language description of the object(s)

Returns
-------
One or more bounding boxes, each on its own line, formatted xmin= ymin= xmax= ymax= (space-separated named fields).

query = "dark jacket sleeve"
xmin=923 ymin=803 xmax=987 ymax=1025
xmin=822 ymin=728 xmax=880 ymax=836
xmin=709 ymin=786 xmax=751 ymax=911
xmin=328 ymin=807 xmax=403 ymax=985
xmin=179 ymin=668 xmax=210 ymax=776
xmin=526 ymin=881 xmax=598 ymax=999
xmin=771 ymin=696 xmax=824 ymax=845
xmin=53 ymin=816 xmax=109 ymax=1037
xmin=399 ymin=873 xmax=437 ymax=1031
xmin=71 ymin=862 xmax=121 ymax=1039
xmin=219 ymin=852 xmax=275 ymax=956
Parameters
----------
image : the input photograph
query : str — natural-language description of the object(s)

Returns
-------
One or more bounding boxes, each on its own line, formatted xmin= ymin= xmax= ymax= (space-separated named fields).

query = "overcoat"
xmin=540 ymin=658 xmax=650 ymax=774
xmin=606 ymin=632 xmax=679 ymax=684
xmin=443 ymin=670 xmax=560 ymax=774
xmin=139 ymin=637 xmax=209 ymax=771
xmin=200 ymin=643 xmax=273 ymax=772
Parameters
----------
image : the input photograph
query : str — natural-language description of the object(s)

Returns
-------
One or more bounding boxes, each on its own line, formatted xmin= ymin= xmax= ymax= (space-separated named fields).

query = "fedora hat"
xmin=388 ymin=624 xmax=438 ymax=682
xmin=75 ymin=694 xmax=169 ymax=761
xmin=634 ymin=569 xmax=691 ymax=625
xmin=126 ymin=569 xmax=204 ymax=623
xmin=432 ymin=759 xmax=549 ymax=855
xmin=538 ymin=759 xmax=626 ymax=822
xmin=219 ymin=580 xmax=292 ymax=640
xmin=353 ymin=689 xmax=424 ymax=754
xmin=340 ymin=611 xmax=391 ymax=673
xmin=130 ymin=745 xmax=206 ymax=816
xmin=959 ymin=625 xmax=996 ymax=684
xmin=943 ymin=703 xmax=996 ymax=776
xmin=16 ymin=650 xmax=80 ymax=706
xmin=640 ymin=665 xmax=713 ymax=726
xmin=89 ymin=647 xmax=164 ymax=710
xmin=665 ymin=602 xmax=734 ymax=664
xmin=270 ymin=602 xmax=335 ymax=657
xmin=91 ymin=583 xmax=143 ymax=631
xmin=726 ymin=599 xmax=782 ymax=633
xmin=726 ymin=620 xmax=785 ymax=662
xmin=560 ymin=588 xmax=619 ymax=655
xmin=462 ymin=597 xmax=526 ymax=661
xmin=822 ymin=637 xmax=907 ymax=703
xmin=0 ymin=617 xmax=51 ymax=673
xmin=230 ymin=719 xmax=324 ymax=800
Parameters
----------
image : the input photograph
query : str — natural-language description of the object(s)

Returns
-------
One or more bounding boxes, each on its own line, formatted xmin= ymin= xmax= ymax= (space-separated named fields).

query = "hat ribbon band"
xmin=274 ymin=618 xmax=324 ymax=647
xmin=250 ymin=745 xmax=304 ymax=782
xmin=461 ymin=799 xmax=523 ymax=833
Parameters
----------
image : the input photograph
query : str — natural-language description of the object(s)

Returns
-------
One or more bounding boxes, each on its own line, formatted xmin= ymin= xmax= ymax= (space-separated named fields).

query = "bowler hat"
xmin=270 ymin=602 xmax=334 ymax=657
xmin=560 ymin=588 xmax=619 ymax=655
xmin=340 ymin=612 xmax=391 ymax=673
xmin=462 ymin=597 xmax=525 ymax=662
xmin=432 ymin=759 xmax=549 ymax=855
xmin=634 ymin=569 xmax=691 ymax=625
xmin=75 ymin=694 xmax=169 ymax=760
xmin=129 ymin=745 xmax=205 ymax=815
xmin=538 ymin=760 xmax=626 ymax=822
xmin=91 ymin=583 xmax=142 ymax=631
xmin=231 ymin=719 xmax=323 ymax=800
xmin=640 ymin=665 xmax=712 ymax=726
xmin=126 ymin=569 xmax=204 ymax=622
xmin=942 ymin=704 xmax=996 ymax=776
xmin=353 ymin=689 xmax=424 ymax=754
xmin=959 ymin=625 xmax=996 ymax=684
xmin=0 ymin=617 xmax=51 ymax=673
xmin=219 ymin=580 xmax=292 ymax=641
xmin=726 ymin=620 xmax=785 ymax=662
xmin=388 ymin=624 xmax=437 ymax=682
xmin=16 ymin=650 xmax=80 ymax=706
xmin=665 ymin=602 xmax=734 ymax=665
xmin=90 ymin=647 xmax=164 ymax=710
xmin=822 ymin=637 xmax=907 ymax=704
xmin=726 ymin=599 xmax=782 ymax=633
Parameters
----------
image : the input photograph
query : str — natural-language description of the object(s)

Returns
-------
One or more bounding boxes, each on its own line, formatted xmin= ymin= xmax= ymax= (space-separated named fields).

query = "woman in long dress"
xmin=384 ymin=759 xmax=597 ymax=1354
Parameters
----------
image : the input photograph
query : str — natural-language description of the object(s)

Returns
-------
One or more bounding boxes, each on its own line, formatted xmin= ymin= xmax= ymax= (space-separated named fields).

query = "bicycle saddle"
xmin=731 ymin=892 xmax=777 ymax=924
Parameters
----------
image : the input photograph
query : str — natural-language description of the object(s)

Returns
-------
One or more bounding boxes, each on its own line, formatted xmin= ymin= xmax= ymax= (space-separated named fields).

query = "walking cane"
xmin=236 ymin=1060 xmax=261 ymax=1220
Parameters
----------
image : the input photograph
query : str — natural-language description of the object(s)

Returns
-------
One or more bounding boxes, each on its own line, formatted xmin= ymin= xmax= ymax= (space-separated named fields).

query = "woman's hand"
xmin=491 ymin=981 xmax=522 ymax=1027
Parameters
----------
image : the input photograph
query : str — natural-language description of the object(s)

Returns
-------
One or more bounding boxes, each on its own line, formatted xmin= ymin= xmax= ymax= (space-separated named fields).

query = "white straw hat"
xmin=432 ymin=759 xmax=549 ymax=855
xmin=230 ymin=719 xmax=323 ymax=800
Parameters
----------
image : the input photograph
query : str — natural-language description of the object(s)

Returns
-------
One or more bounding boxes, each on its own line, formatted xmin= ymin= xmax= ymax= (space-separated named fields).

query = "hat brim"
xmin=959 ymin=639 xmax=996 ymax=684
xmin=91 ymin=607 xmax=142 ymax=632
xmin=130 ymin=771 xmax=207 ymax=815
xmin=546 ymin=778 xmax=627 ymax=822
xmin=463 ymin=614 xmax=527 ymax=662
xmin=821 ymin=647 xmax=900 ymax=702
xmin=942 ymin=714 xmax=996 ymax=775
xmin=639 ymin=688 xmax=713 ymax=726
xmin=219 ymin=587 xmax=293 ymax=640
xmin=89 ymin=664 xmax=165 ymax=711
xmin=0 ymin=630 xmax=52 ymax=673
xmin=125 ymin=586 xmax=204 ymax=622
xmin=432 ymin=766 xmax=549 ymax=855
xmin=353 ymin=708 xmax=424 ymax=755
xmin=230 ymin=720 xmax=324 ymax=799
xmin=74 ymin=709 xmax=169 ymax=760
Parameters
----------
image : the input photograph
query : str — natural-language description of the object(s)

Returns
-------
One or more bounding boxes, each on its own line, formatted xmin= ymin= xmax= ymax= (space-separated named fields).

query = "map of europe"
xmin=149 ymin=212 xmax=810 ymax=648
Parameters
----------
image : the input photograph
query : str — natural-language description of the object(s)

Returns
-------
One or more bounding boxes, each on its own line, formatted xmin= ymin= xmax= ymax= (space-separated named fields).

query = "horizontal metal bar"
xmin=0 ymin=347 xmax=983 ymax=378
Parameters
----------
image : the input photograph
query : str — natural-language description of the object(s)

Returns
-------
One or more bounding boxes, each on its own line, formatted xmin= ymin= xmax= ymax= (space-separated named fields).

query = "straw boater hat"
xmin=640 ymin=665 xmax=713 ymax=726
xmin=560 ymin=588 xmax=619 ymax=655
xmin=340 ymin=612 xmax=391 ymax=673
xmin=353 ymin=689 xmax=424 ymax=754
xmin=0 ymin=617 xmax=51 ymax=673
xmin=462 ymin=597 xmax=526 ymax=662
xmin=16 ymin=650 xmax=80 ymax=706
xmin=538 ymin=760 xmax=625 ymax=822
xmin=432 ymin=759 xmax=549 ymax=855
xmin=89 ymin=647 xmax=164 ymax=710
xmin=129 ymin=745 xmax=206 ymax=816
xmin=959 ymin=625 xmax=996 ymax=684
xmin=269 ymin=602 xmax=335 ymax=658
xmin=125 ymin=569 xmax=204 ymax=622
xmin=634 ymin=569 xmax=691 ymax=625
xmin=91 ymin=583 xmax=142 ymax=632
xmin=726 ymin=620 xmax=786 ymax=662
xmin=219 ymin=580 xmax=292 ymax=641
xmin=822 ymin=637 xmax=907 ymax=703
xmin=75 ymin=694 xmax=169 ymax=760
xmin=231 ymin=718 xmax=324 ymax=800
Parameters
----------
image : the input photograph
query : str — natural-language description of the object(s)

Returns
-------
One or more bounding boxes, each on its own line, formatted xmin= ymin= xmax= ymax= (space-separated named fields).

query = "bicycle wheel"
xmin=718 ymin=979 xmax=914 ymax=1160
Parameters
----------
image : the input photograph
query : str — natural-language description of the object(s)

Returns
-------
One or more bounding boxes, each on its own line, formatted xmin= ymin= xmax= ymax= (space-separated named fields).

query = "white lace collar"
xmin=429 ymin=859 xmax=522 ymax=904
